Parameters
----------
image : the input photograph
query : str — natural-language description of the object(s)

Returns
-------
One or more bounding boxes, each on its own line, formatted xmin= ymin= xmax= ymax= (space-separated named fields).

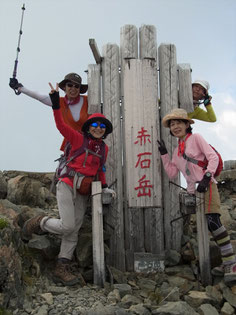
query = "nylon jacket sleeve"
xmin=19 ymin=86 xmax=52 ymax=106
xmin=53 ymin=109 xmax=83 ymax=147
xmin=188 ymin=104 xmax=216 ymax=122
xmin=161 ymin=153 xmax=179 ymax=179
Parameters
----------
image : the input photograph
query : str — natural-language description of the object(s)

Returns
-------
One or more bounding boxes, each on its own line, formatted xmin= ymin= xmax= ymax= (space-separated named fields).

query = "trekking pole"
xmin=9 ymin=4 xmax=26 ymax=95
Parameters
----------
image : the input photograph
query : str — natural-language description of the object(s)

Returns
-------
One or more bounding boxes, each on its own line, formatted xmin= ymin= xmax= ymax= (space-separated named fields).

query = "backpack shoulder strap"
xmin=182 ymin=152 xmax=207 ymax=168
xmin=66 ymin=136 xmax=88 ymax=165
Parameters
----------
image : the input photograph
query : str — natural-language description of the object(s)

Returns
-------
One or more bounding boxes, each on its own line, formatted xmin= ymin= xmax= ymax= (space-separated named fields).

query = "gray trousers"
xmin=40 ymin=181 xmax=88 ymax=260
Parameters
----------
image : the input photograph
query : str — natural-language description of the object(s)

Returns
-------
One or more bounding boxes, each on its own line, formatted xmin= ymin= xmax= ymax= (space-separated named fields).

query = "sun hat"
xmin=82 ymin=113 xmax=113 ymax=135
xmin=192 ymin=80 xmax=210 ymax=92
xmin=59 ymin=73 xmax=88 ymax=94
xmin=162 ymin=108 xmax=195 ymax=128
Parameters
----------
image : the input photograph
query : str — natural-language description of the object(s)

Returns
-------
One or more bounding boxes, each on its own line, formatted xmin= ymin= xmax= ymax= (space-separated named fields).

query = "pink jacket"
xmin=161 ymin=133 xmax=219 ymax=194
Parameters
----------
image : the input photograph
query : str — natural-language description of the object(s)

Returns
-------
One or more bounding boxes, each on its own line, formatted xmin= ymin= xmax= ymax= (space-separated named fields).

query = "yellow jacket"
xmin=188 ymin=104 xmax=216 ymax=122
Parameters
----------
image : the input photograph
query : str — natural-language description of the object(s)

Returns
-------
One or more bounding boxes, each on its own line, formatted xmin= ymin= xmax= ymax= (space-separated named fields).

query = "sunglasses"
xmin=90 ymin=122 xmax=106 ymax=129
xmin=66 ymin=83 xmax=80 ymax=89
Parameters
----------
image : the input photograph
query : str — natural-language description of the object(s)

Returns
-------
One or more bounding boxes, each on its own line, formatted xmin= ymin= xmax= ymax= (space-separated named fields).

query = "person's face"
xmin=192 ymin=84 xmax=206 ymax=101
xmin=169 ymin=120 xmax=189 ymax=139
xmin=89 ymin=121 xmax=106 ymax=139
xmin=65 ymin=82 xmax=80 ymax=100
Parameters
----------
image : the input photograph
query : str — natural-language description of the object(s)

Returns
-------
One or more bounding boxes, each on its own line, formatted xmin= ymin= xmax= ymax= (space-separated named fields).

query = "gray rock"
xmin=165 ymin=249 xmax=181 ymax=266
xmin=0 ymin=171 xmax=7 ymax=199
xmin=120 ymin=294 xmax=143 ymax=308
xmin=129 ymin=303 xmax=151 ymax=314
xmin=222 ymin=286 xmax=236 ymax=307
xmin=221 ymin=301 xmax=235 ymax=315
xmin=152 ymin=301 xmax=198 ymax=314
xmin=198 ymin=303 xmax=219 ymax=315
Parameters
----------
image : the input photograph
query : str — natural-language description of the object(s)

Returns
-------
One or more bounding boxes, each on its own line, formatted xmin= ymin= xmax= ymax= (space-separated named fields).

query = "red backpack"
xmin=183 ymin=145 xmax=223 ymax=177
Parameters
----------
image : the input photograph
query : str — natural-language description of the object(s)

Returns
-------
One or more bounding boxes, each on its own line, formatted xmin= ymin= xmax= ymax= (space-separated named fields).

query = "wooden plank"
xmin=158 ymin=43 xmax=182 ymax=251
xmin=196 ymin=192 xmax=212 ymax=286
xmin=144 ymin=208 xmax=164 ymax=254
xmin=123 ymin=59 xmax=161 ymax=208
xmin=101 ymin=43 xmax=125 ymax=271
xmin=89 ymin=38 xmax=102 ymax=64
xmin=92 ymin=181 xmax=105 ymax=287
xmin=139 ymin=25 xmax=157 ymax=60
xmin=120 ymin=25 xmax=138 ymax=99
xmin=178 ymin=63 xmax=193 ymax=113
xmin=87 ymin=64 xmax=101 ymax=114
xmin=124 ymin=207 xmax=145 ymax=271
xmin=120 ymin=24 xmax=138 ymax=60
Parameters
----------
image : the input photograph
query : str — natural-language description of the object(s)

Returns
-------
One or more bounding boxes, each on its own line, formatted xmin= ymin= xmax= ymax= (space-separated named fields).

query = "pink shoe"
xmin=224 ymin=262 xmax=236 ymax=283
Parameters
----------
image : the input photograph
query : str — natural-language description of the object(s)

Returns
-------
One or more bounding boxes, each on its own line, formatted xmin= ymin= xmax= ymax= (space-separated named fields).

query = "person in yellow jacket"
xmin=188 ymin=80 xmax=216 ymax=122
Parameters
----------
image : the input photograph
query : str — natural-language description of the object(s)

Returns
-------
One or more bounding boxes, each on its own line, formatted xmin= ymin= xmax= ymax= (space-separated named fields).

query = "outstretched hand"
xmin=49 ymin=83 xmax=60 ymax=109
xmin=157 ymin=139 xmax=168 ymax=155
xmin=49 ymin=82 xmax=59 ymax=94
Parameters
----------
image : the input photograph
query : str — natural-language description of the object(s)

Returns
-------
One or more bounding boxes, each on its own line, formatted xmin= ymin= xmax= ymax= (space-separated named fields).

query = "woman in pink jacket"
xmin=22 ymin=85 xmax=115 ymax=286
xmin=157 ymin=108 xmax=236 ymax=283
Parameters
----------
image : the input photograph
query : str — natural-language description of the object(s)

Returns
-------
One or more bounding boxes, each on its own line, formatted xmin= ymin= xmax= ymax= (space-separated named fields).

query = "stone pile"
xmin=0 ymin=163 xmax=236 ymax=314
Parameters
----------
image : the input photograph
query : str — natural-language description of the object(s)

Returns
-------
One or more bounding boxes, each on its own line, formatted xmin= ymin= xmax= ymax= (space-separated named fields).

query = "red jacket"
xmin=53 ymin=109 xmax=108 ymax=187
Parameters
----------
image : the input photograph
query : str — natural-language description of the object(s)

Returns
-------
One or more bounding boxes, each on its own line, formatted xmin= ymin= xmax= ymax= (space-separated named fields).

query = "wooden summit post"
xmin=87 ymin=24 xmax=203 ymax=272
xmin=121 ymin=25 xmax=164 ymax=271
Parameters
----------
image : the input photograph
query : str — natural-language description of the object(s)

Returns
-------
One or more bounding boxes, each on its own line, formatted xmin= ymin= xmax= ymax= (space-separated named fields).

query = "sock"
xmin=212 ymin=225 xmax=236 ymax=266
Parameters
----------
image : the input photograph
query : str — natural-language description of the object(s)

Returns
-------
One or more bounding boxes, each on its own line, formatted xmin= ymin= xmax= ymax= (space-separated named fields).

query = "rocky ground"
xmin=0 ymin=163 xmax=236 ymax=315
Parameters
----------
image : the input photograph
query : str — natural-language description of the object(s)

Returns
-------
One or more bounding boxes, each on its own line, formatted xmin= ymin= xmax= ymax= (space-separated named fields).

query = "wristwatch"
xmin=205 ymin=172 xmax=212 ymax=178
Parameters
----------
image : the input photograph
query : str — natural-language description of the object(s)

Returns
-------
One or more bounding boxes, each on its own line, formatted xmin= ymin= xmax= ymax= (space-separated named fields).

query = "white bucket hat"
xmin=192 ymin=80 xmax=210 ymax=92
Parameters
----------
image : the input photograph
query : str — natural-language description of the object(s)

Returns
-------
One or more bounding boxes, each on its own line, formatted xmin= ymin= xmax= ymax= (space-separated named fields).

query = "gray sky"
xmin=1 ymin=0 xmax=236 ymax=172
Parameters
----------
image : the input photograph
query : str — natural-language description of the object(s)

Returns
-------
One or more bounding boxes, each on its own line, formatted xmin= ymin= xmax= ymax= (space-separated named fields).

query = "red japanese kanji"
xmin=135 ymin=152 xmax=152 ymax=169
xmin=135 ymin=175 xmax=153 ymax=197
xmin=134 ymin=127 xmax=151 ymax=146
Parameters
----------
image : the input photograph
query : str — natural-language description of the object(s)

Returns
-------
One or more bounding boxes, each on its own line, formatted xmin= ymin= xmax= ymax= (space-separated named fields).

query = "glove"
xmin=197 ymin=174 xmax=211 ymax=193
xmin=49 ymin=91 xmax=60 ymax=110
xmin=157 ymin=139 xmax=168 ymax=155
xmin=204 ymin=95 xmax=212 ymax=106
xmin=102 ymin=187 xmax=116 ymax=199
xmin=9 ymin=78 xmax=23 ymax=91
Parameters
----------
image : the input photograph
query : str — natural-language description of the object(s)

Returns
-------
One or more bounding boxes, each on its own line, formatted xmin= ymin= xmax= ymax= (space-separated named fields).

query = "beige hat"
xmin=162 ymin=108 xmax=195 ymax=128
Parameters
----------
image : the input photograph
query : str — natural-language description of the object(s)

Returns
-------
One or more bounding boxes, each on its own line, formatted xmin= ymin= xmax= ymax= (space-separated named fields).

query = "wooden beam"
xmin=158 ymin=43 xmax=182 ymax=251
xmin=178 ymin=63 xmax=194 ymax=113
xmin=89 ymin=39 xmax=102 ymax=64
xmin=92 ymin=181 xmax=105 ymax=287
xmin=196 ymin=192 xmax=212 ymax=286
xmin=87 ymin=64 xmax=101 ymax=114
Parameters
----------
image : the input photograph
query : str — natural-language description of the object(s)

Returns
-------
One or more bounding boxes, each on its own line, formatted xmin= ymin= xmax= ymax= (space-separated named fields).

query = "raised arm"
xmin=9 ymin=78 xmax=52 ymax=106
xmin=188 ymin=102 xmax=216 ymax=122
xmin=49 ymin=83 xmax=83 ymax=146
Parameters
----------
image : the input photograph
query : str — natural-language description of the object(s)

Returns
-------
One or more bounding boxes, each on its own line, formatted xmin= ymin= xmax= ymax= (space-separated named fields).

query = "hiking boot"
xmin=22 ymin=214 xmax=46 ymax=240
xmin=224 ymin=262 xmax=236 ymax=283
xmin=52 ymin=261 xmax=82 ymax=286
xmin=211 ymin=264 xmax=224 ymax=276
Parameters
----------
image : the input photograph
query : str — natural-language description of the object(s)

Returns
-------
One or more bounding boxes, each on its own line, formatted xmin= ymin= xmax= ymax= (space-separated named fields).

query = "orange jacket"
xmin=59 ymin=96 xmax=89 ymax=151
